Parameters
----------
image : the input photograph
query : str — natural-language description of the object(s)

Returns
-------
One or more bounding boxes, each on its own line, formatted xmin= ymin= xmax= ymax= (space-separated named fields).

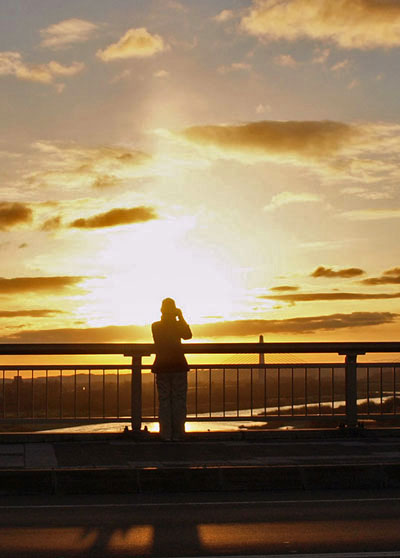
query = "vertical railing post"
xmin=131 ymin=354 xmax=142 ymax=431
xmin=344 ymin=352 xmax=358 ymax=428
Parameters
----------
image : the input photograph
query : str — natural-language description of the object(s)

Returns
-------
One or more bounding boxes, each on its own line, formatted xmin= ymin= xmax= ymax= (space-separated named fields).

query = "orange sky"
xmin=1 ymin=0 xmax=400 ymax=349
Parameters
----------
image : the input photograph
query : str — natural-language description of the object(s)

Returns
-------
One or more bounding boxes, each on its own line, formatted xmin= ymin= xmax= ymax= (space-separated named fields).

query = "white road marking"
xmin=1 ymin=496 xmax=400 ymax=509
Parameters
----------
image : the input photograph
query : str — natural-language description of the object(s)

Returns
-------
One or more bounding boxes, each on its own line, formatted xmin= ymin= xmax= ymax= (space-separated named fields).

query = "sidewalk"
xmin=1 ymin=429 xmax=400 ymax=494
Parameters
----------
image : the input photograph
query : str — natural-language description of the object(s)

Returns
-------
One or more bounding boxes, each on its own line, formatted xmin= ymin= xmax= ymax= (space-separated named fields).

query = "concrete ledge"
xmin=1 ymin=462 xmax=400 ymax=495
xmin=2 ymin=426 xmax=400 ymax=444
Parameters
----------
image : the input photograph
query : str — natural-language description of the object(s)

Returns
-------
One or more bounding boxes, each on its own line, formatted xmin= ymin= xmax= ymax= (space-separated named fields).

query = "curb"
xmin=1 ymin=462 xmax=399 ymax=495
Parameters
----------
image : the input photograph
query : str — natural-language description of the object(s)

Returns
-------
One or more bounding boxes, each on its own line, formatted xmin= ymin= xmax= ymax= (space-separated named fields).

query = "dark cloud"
xmin=311 ymin=266 xmax=365 ymax=279
xmin=0 ymin=309 xmax=63 ymax=318
xmin=0 ymin=311 xmax=397 ymax=342
xmin=0 ymin=202 xmax=33 ymax=230
xmin=0 ymin=276 xmax=86 ymax=294
xmin=261 ymin=291 xmax=400 ymax=304
xmin=70 ymin=206 xmax=157 ymax=228
xmin=193 ymin=312 xmax=397 ymax=337
xmin=362 ymin=267 xmax=400 ymax=286
xmin=270 ymin=285 xmax=300 ymax=292
xmin=1 ymin=324 xmax=150 ymax=343
xmin=181 ymin=120 xmax=360 ymax=160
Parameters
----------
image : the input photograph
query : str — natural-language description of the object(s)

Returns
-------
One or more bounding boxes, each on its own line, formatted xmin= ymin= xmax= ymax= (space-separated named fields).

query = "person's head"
xmin=161 ymin=297 xmax=177 ymax=317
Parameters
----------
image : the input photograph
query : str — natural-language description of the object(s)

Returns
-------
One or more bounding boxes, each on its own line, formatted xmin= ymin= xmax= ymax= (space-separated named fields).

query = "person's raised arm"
xmin=176 ymin=308 xmax=192 ymax=340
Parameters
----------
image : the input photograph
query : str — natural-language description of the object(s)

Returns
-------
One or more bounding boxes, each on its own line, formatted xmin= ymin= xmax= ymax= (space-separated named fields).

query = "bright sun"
xmin=78 ymin=218 xmax=245 ymax=327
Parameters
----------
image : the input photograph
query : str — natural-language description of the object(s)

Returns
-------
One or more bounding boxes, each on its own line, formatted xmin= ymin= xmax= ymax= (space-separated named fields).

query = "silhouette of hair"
xmin=161 ymin=297 xmax=177 ymax=315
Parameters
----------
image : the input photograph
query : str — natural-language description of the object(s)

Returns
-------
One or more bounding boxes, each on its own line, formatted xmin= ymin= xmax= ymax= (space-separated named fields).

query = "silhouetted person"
xmin=151 ymin=298 xmax=192 ymax=441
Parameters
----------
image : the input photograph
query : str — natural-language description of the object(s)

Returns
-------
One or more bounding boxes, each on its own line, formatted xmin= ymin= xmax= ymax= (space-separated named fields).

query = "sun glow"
xmin=78 ymin=217 xmax=245 ymax=328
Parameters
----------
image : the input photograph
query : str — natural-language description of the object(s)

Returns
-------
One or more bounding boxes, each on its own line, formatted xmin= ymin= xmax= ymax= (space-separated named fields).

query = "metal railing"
xmin=0 ymin=342 xmax=400 ymax=430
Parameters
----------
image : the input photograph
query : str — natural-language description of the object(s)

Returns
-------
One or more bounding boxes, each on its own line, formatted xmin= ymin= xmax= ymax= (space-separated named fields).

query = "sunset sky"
xmin=1 ymin=0 xmax=400 ymax=345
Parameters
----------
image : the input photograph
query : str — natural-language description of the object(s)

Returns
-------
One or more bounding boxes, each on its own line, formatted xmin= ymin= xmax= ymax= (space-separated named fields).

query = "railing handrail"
xmin=0 ymin=341 xmax=400 ymax=356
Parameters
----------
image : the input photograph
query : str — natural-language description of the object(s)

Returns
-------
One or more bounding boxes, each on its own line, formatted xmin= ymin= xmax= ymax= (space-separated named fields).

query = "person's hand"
xmin=176 ymin=308 xmax=183 ymax=320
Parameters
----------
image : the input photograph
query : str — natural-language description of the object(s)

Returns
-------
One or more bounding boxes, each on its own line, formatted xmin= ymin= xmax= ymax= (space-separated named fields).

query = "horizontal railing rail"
xmin=0 ymin=342 xmax=399 ymax=431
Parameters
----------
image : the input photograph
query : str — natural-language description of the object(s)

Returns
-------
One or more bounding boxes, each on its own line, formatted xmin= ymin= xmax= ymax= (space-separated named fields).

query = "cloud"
xmin=0 ymin=51 xmax=84 ymax=85
xmin=1 ymin=311 xmax=396 ymax=342
xmin=180 ymin=120 xmax=361 ymax=161
xmin=214 ymin=10 xmax=235 ymax=22
xmin=312 ymin=47 xmax=330 ymax=64
xmin=260 ymin=291 xmax=400 ymax=303
xmin=40 ymin=216 xmax=62 ymax=231
xmin=311 ymin=266 xmax=365 ymax=278
xmin=273 ymin=54 xmax=297 ymax=67
xmin=362 ymin=267 xmax=400 ymax=286
xmin=27 ymin=141 xmax=151 ymax=191
xmin=0 ymin=276 xmax=86 ymax=294
xmin=40 ymin=18 xmax=99 ymax=49
xmin=1 ymin=324 xmax=149 ymax=343
xmin=0 ymin=202 xmax=33 ymax=230
xmin=270 ymin=285 xmax=300 ymax=292
xmin=0 ymin=309 xmax=64 ymax=318
xmin=342 ymin=208 xmax=400 ymax=220
xmin=194 ymin=312 xmax=398 ymax=337
xmin=331 ymin=59 xmax=350 ymax=72
xmin=217 ymin=62 xmax=252 ymax=74
xmin=241 ymin=0 xmax=400 ymax=49
xmin=264 ymin=191 xmax=321 ymax=211
xmin=178 ymin=119 xmax=400 ymax=183
xmin=97 ymin=27 xmax=166 ymax=61
xmin=70 ymin=206 xmax=158 ymax=228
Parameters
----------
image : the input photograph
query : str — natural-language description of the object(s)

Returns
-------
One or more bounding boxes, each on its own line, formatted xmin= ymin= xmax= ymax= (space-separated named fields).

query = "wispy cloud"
xmin=0 ymin=51 xmax=84 ymax=85
xmin=26 ymin=141 xmax=151 ymax=192
xmin=362 ymin=267 xmax=400 ymax=286
xmin=241 ymin=0 xmax=400 ymax=49
xmin=0 ymin=202 xmax=32 ymax=230
xmin=1 ymin=312 xmax=396 ymax=342
xmin=270 ymin=285 xmax=300 ymax=292
xmin=217 ymin=62 xmax=252 ymax=74
xmin=214 ymin=10 xmax=235 ymax=22
xmin=0 ymin=276 xmax=86 ymax=294
xmin=0 ymin=309 xmax=64 ymax=318
xmin=273 ymin=54 xmax=297 ymax=67
xmin=311 ymin=266 xmax=365 ymax=278
xmin=70 ymin=206 xmax=158 ymax=229
xmin=264 ymin=191 xmax=321 ymax=211
xmin=178 ymin=119 xmax=400 ymax=184
xmin=40 ymin=18 xmax=99 ymax=49
xmin=193 ymin=312 xmax=397 ymax=337
xmin=260 ymin=291 xmax=400 ymax=304
xmin=97 ymin=27 xmax=167 ymax=61
xmin=342 ymin=208 xmax=400 ymax=220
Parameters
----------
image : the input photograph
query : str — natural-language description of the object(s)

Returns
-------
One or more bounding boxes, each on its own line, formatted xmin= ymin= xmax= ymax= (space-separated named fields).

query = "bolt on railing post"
xmin=345 ymin=352 xmax=358 ymax=428
xmin=131 ymin=354 xmax=142 ymax=431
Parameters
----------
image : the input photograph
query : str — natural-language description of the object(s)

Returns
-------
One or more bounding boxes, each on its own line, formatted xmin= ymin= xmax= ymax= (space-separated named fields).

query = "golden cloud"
xmin=362 ymin=268 xmax=400 ymax=286
xmin=0 ymin=276 xmax=86 ymax=294
xmin=0 ymin=202 xmax=32 ymax=230
xmin=97 ymin=27 xmax=166 ymax=61
xmin=181 ymin=120 xmax=361 ymax=160
xmin=241 ymin=0 xmax=400 ymax=49
xmin=0 ymin=51 xmax=84 ymax=84
xmin=70 ymin=206 xmax=157 ymax=228
xmin=193 ymin=312 xmax=397 ymax=337
xmin=264 ymin=191 xmax=322 ymax=211
xmin=311 ymin=266 xmax=365 ymax=278
xmin=0 ymin=309 xmax=63 ymax=317
xmin=27 ymin=141 xmax=151 ymax=191
xmin=179 ymin=119 xmax=400 ymax=183
xmin=40 ymin=18 xmax=99 ymax=49
xmin=1 ymin=311 xmax=396 ymax=342
xmin=261 ymin=291 xmax=400 ymax=303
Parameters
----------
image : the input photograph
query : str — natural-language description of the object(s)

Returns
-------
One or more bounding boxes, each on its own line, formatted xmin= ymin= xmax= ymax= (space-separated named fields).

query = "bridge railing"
xmin=0 ymin=342 xmax=400 ymax=430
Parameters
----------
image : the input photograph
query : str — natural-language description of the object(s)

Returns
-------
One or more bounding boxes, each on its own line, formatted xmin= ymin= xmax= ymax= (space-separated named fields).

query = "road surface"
xmin=1 ymin=490 xmax=400 ymax=556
